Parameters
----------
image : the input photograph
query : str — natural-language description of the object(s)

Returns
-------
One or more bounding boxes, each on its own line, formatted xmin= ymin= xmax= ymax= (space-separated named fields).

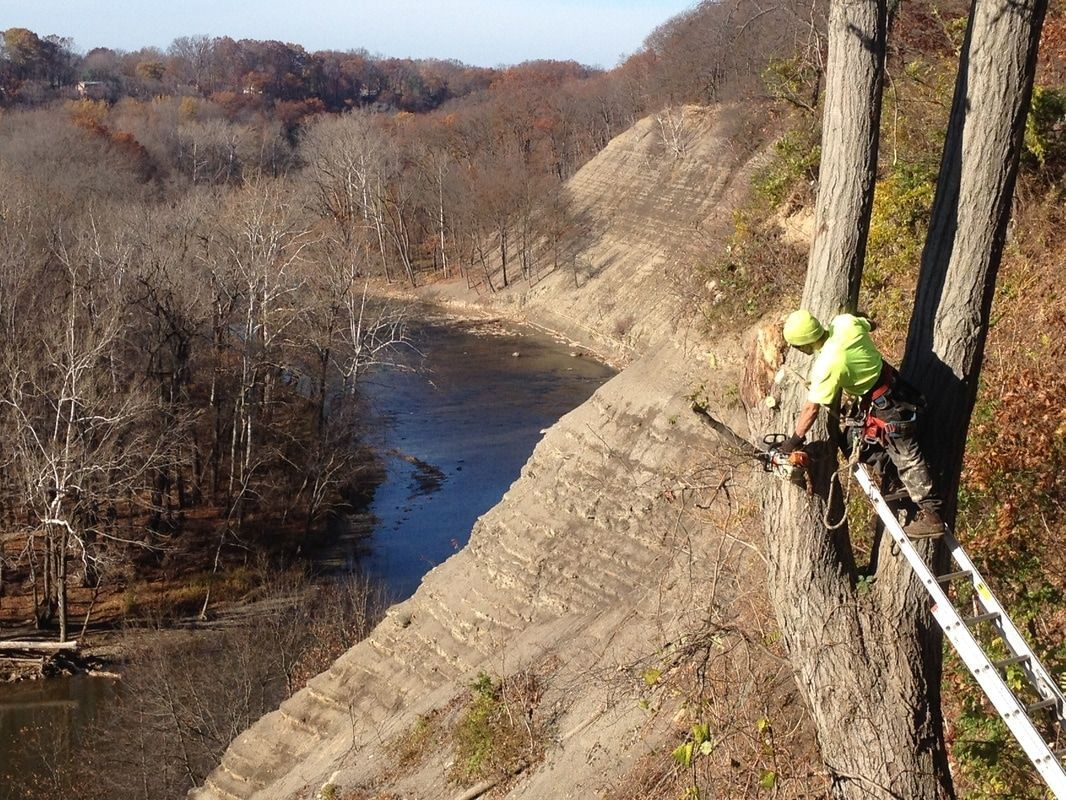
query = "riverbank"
xmin=1 ymin=306 xmax=614 ymax=669
xmin=348 ymin=313 xmax=616 ymax=600
xmin=370 ymin=282 xmax=632 ymax=370
xmin=0 ymin=506 xmax=381 ymax=682
xmin=1 ymin=306 xmax=618 ymax=799
xmin=0 ymin=570 xmax=388 ymax=800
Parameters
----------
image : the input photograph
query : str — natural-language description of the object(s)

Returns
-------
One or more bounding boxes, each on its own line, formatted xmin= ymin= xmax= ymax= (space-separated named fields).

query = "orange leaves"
xmin=1039 ymin=11 xmax=1066 ymax=83
xmin=489 ymin=61 xmax=592 ymax=93
xmin=961 ymin=244 xmax=1066 ymax=567
xmin=965 ymin=377 xmax=1064 ymax=492
xmin=68 ymin=98 xmax=108 ymax=132
xmin=65 ymin=99 xmax=161 ymax=182
xmin=532 ymin=115 xmax=556 ymax=133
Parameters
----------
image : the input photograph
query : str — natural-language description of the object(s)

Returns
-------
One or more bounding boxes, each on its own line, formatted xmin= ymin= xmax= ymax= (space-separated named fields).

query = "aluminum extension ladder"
xmin=852 ymin=464 xmax=1066 ymax=798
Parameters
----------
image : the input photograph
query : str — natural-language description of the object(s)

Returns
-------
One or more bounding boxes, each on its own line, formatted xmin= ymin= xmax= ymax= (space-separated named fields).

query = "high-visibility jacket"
xmin=807 ymin=314 xmax=884 ymax=405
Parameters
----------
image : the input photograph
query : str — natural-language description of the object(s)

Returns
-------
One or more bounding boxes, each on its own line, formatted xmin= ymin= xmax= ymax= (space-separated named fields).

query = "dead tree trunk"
xmin=0 ymin=640 xmax=79 ymax=653
xmin=58 ymin=526 xmax=69 ymax=643
xmin=499 ymin=223 xmax=509 ymax=288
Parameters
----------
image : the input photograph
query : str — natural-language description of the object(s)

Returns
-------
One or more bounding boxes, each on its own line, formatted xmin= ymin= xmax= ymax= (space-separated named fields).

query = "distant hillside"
xmin=421 ymin=104 xmax=771 ymax=362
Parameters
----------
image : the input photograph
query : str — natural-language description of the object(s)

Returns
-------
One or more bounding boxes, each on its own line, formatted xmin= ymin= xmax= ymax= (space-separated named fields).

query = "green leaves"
xmin=671 ymin=719 xmax=788 ymax=795
xmin=673 ymin=741 xmax=696 ymax=768
xmin=692 ymin=723 xmax=712 ymax=747
xmin=673 ymin=723 xmax=716 ymax=768
xmin=1023 ymin=86 xmax=1066 ymax=170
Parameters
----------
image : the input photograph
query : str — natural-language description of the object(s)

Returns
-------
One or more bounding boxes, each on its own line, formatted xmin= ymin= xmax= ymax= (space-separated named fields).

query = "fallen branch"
xmin=451 ymin=762 xmax=530 ymax=800
xmin=452 ymin=780 xmax=500 ymax=800
xmin=0 ymin=639 xmax=79 ymax=653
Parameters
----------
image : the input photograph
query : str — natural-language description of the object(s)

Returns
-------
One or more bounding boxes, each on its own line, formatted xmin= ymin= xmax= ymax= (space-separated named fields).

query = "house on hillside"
xmin=77 ymin=81 xmax=110 ymax=100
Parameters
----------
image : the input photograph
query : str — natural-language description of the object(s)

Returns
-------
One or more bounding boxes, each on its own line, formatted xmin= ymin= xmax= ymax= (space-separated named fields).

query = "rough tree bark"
xmin=800 ymin=0 xmax=886 ymax=313
xmin=893 ymin=6 xmax=1048 ymax=789
xmin=749 ymin=0 xmax=957 ymax=795
xmin=902 ymin=0 xmax=1049 ymax=501
xmin=749 ymin=0 xmax=1048 ymax=794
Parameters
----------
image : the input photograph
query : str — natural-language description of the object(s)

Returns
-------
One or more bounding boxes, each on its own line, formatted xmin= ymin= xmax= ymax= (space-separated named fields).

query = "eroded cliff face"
xmin=420 ymin=106 xmax=761 ymax=365
xmin=193 ymin=106 xmax=818 ymax=800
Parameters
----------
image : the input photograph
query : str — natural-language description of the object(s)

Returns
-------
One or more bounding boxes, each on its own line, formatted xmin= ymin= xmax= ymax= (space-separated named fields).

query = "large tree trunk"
xmin=751 ymin=0 xmax=1048 ymax=793
xmin=893 ymin=7 xmax=1048 ymax=790
xmin=801 ymin=0 xmax=887 ymax=317
xmin=750 ymin=0 xmax=956 ymax=795
xmin=903 ymin=0 xmax=1049 ymax=502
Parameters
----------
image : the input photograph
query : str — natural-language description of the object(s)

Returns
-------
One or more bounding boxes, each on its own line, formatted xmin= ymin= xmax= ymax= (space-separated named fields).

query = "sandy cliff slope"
xmin=421 ymin=105 xmax=759 ymax=364
xmin=192 ymin=106 xmax=818 ymax=800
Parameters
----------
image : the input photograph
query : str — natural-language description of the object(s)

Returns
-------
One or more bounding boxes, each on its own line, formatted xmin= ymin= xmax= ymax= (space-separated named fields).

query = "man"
xmin=778 ymin=309 xmax=946 ymax=538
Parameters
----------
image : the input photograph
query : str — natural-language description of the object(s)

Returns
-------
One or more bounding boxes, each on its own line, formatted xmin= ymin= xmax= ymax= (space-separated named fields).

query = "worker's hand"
xmin=778 ymin=433 xmax=805 ymax=453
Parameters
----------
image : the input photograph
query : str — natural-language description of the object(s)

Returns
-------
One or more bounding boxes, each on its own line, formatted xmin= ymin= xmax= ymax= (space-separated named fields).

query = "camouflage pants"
xmin=869 ymin=392 xmax=941 ymax=513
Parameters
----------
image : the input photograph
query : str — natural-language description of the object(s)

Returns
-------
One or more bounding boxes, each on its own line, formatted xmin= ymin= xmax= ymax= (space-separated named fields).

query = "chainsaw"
xmin=688 ymin=403 xmax=810 ymax=482
xmin=758 ymin=433 xmax=810 ymax=481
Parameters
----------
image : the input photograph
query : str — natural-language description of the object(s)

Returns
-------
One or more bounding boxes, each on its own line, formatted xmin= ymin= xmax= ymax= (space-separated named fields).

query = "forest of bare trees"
xmin=3 ymin=570 xmax=387 ymax=799
xmin=0 ymin=6 xmax=832 ymax=796
xmin=0 ymin=1 xmax=819 ymax=641
xmin=0 ymin=127 xmax=407 ymax=638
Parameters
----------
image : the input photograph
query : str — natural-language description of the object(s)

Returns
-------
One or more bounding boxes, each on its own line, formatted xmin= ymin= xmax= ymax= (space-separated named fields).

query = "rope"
xmin=779 ymin=360 xmax=863 ymax=531
xmin=822 ymin=441 xmax=862 ymax=531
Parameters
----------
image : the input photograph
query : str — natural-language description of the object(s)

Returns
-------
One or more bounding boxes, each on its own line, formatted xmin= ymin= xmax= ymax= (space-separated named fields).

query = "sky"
xmin=0 ymin=1 xmax=696 ymax=69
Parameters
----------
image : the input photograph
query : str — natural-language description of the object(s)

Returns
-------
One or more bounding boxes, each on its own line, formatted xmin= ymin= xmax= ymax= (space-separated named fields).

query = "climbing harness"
xmin=853 ymin=364 xmax=923 ymax=447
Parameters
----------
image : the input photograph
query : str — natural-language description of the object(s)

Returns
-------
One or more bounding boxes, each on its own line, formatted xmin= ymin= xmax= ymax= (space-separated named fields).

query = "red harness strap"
xmin=862 ymin=362 xmax=897 ymax=445
xmin=868 ymin=362 xmax=897 ymax=402
xmin=863 ymin=414 xmax=890 ymax=445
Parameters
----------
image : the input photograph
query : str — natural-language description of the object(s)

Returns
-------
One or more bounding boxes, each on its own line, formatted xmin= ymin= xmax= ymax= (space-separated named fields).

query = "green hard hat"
xmin=783 ymin=309 xmax=825 ymax=346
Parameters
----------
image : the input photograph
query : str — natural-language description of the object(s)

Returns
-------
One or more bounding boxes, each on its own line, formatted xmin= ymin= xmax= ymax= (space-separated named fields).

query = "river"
xmin=330 ymin=314 xmax=616 ymax=600
xmin=0 ymin=311 xmax=615 ymax=796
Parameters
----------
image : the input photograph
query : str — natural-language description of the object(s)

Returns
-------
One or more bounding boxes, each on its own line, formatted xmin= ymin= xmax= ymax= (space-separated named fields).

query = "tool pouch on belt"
xmin=863 ymin=363 xmax=925 ymax=444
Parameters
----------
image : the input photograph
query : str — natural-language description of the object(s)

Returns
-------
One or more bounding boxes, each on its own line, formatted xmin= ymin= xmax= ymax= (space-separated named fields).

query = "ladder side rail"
xmin=930 ymin=602 xmax=1066 ymax=797
xmin=852 ymin=465 xmax=1066 ymax=797
xmin=853 ymin=464 xmax=1063 ymax=720
xmin=851 ymin=465 xmax=957 ymax=608
xmin=942 ymin=531 xmax=1066 ymax=726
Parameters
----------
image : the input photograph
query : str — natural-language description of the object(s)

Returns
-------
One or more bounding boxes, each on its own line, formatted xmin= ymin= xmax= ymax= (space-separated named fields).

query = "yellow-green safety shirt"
xmin=807 ymin=314 xmax=884 ymax=405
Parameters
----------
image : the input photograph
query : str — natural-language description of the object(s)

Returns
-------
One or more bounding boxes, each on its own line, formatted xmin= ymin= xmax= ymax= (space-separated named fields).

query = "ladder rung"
xmin=1026 ymin=697 xmax=1058 ymax=713
xmin=937 ymin=569 xmax=974 ymax=584
xmin=963 ymin=611 xmax=1001 ymax=626
xmin=993 ymin=654 xmax=1030 ymax=669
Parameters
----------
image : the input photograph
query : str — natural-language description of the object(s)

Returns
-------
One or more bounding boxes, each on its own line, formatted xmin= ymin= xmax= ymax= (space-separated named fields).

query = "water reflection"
xmin=338 ymin=316 xmax=615 ymax=599
xmin=0 ymin=675 xmax=117 ymax=798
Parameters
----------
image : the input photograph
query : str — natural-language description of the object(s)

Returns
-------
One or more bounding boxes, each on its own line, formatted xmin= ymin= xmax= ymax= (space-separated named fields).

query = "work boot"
xmin=905 ymin=509 xmax=946 ymax=539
